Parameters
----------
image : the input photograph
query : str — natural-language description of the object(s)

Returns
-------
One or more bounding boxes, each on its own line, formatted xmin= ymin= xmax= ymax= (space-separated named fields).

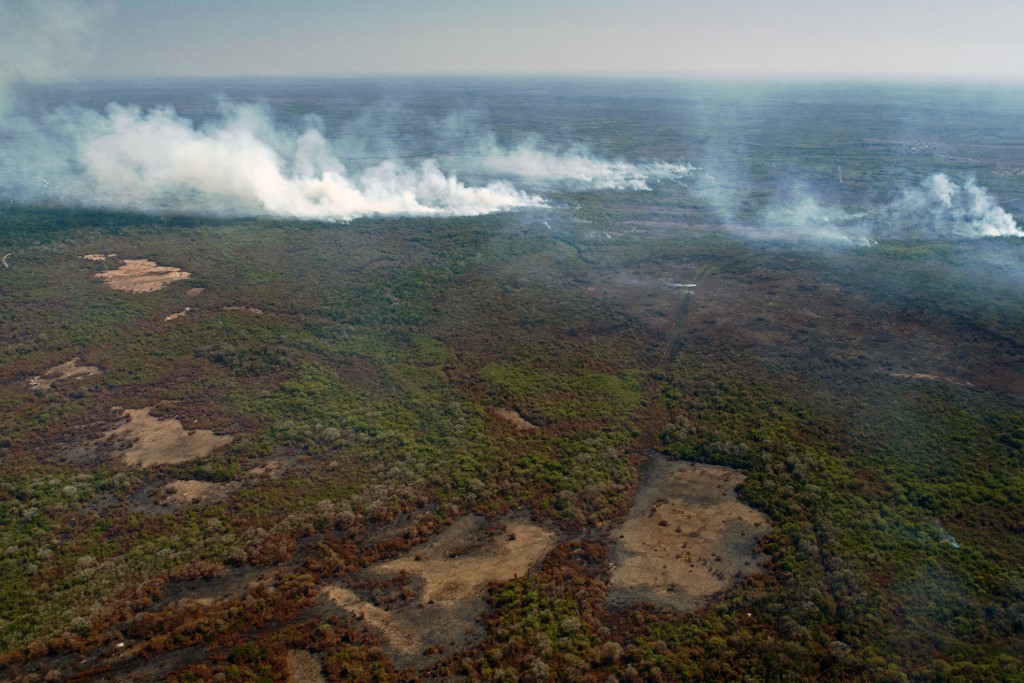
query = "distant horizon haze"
xmin=3 ymin=0 xmax=1021 ymax=85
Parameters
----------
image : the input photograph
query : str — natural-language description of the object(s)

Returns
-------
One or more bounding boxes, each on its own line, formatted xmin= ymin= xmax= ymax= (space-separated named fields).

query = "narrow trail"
xmin=656 ymin=263 xmax=717 ymax=367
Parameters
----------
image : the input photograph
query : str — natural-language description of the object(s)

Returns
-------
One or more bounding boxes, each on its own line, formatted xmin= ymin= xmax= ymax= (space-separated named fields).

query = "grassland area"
xmin=0 ymin=200 xmax=1022 ymax=682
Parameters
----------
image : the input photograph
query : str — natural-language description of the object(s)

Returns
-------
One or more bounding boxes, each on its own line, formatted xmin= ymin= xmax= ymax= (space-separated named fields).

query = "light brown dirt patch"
xmin=28 ymin=358 xmax=101 ymax=390
xmin=890 ymin=371 xmax=974 ymax=387
xmin=609 ymin=458 xmax=770 ymax=611
xmin=159 ymin=480 xmax=228 ymax=506
xmin=324 ymin=515 xmax=555 ymax=667
xmin=104 ymin=408 xmax=232 ymax=467
xmin=95 ymin=259 xmax=190 ymax=293
xmin=164 ymin=307 xmax=192 ymax=321
xmin=493 ymin=408 xmax=537 ymax=431
xmin=223 ymin=306 xmax=265 ymax=315
xmin=286 ymin=649 xmax=326 ymax=683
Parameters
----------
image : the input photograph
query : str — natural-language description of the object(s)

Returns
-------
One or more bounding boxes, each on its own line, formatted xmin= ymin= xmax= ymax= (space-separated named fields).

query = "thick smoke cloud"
xmin=73 ymin=103 xmax=543 ymax=219
xmin=2 ymin=100 xmax=694 ymax=221
xmin=883 ymin=174 xmax=1021 ymax=239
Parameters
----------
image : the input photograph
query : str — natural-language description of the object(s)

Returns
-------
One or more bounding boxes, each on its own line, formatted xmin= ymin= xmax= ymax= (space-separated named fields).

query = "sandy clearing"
xmin=286 ymin=649 xmax=326 ymax=683
xmin=493 ymin=408 xmax=537 ymax=431
xmin=95 ymin=259 xmax=190 ymax=293
xmin=890 ymin=371 xmax=974 ymax=387
xmin=324 ymin=586 xmax=425 ymax=657
xmin=608 ymin=458 xmax=770 ymax=612
xmin=324 ymin=515 xmax=555 ymax=666
xmin=82 ymin=253 xmax=117 ymax=261
xmin=104 ymin=408 xmax=232 ymax=467
xmin=28 ymin=358 xmax=101 ymax=390
xmin=223 ymin=306 xmax=265 ymax=315
xmin=159 ymin=480 xmax=227 ymax=506
xmin=164 ymin=307 xmax=192 ymax=321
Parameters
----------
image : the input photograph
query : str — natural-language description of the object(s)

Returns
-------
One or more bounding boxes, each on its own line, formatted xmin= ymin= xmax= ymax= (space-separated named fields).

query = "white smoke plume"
xmin=71 ymin=103 xmax=543 ymax=220
xmin=883 ymin=173 xmax=1021 ymax=238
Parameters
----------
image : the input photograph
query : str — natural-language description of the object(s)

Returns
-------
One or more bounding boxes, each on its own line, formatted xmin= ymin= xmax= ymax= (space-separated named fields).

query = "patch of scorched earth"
xmin=323 ymin=514 xmax=555 ymax=668
xmin=28 ymin=358 xmax=101 ymax=390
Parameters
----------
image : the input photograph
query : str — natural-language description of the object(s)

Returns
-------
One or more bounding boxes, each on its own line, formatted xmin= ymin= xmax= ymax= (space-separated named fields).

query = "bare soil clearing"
xmin=163 ymin=308 xmax=192 ymax=321
xmin=493 ymin=408 xmax=537 ymax=431
xmin=159 ymin=480 xmax=233 ymax=506
xmin=324 ymin=515 xmax=554 ymax=667
xmin=286 ymin=649 xmax=326 ymax=683
xmin=28 ymin=358 xmax=101 ymax=390
xmin=890 ymin=371 xmax=974 ymax=387
xmin=104 ymin=408 xmax=232 ymax=467
xmin=608 ymin=458 xmax=770 ymax=611
xmin=94 ymin=258 xmax=191 ymax=293
xmin=223 ymin=306 xmax=265 ymax=315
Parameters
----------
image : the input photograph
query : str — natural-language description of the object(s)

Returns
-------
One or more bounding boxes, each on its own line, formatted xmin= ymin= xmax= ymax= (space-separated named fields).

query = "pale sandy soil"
xmin=286 ymin=650 xmax=326 ymax=683
xmin=246 ymin=461 xmax=283 ymax=478
xmin=28 ymin=358 xmax=101 ymax=390
xmin=82 ymin=253 xmax=117 ymax=261
xmin=104 ymin=408 xmax=232 ymax=467
xmin=890 ymin=371 xmax=974 ymax=387
xmin=493 ymin=408 xmax=537 ymax=431
xmin=95 ymin=259 xmax=190 ymax=293
xmin=186 ymin=287 xmax=205 ymax=297
xmin=324 ymin=515 xmax=554 ymax=665
xmin=163 ymin=308 xmax=192 ymax=321
xmin=608 ymin=458 xmax=771 ymax=612
xmin=159 ymin=480 xmax=230 ymax=506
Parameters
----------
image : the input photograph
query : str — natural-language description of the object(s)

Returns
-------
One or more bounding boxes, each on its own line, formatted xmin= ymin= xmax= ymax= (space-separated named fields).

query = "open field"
xmin=609 ymin=459 xmax=770 ymax=612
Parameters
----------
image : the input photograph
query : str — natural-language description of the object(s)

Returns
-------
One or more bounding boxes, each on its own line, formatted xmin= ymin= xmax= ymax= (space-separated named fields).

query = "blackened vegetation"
xmin=0 ymin=204 xmax=1022 ymax=681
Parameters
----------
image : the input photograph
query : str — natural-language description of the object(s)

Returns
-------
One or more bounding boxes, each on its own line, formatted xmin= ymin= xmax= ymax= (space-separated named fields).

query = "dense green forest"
xmin=0 ymin=201 xmax=1022 ymax=681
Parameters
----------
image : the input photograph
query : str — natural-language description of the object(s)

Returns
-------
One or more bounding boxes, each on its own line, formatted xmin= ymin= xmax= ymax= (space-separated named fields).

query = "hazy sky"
xmin=12 ymin=0 xmax=1024 ymax=82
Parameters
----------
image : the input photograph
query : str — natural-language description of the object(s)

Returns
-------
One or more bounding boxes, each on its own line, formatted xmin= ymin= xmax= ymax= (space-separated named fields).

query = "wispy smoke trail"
xmin=761 ymin=196 xmax=873 ymax=245
xmin=0 ymin=0 xmax=102 ymax=111
xmin=481 ymin=141 xmax=692 ymax=191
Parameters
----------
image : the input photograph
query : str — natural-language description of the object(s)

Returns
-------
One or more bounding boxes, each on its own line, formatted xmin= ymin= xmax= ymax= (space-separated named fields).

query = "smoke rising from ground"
xmin=884 ymin=174 xmax=1021 ymax=238
xmin=710 ymin=173 xmax=1021 ymax=245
